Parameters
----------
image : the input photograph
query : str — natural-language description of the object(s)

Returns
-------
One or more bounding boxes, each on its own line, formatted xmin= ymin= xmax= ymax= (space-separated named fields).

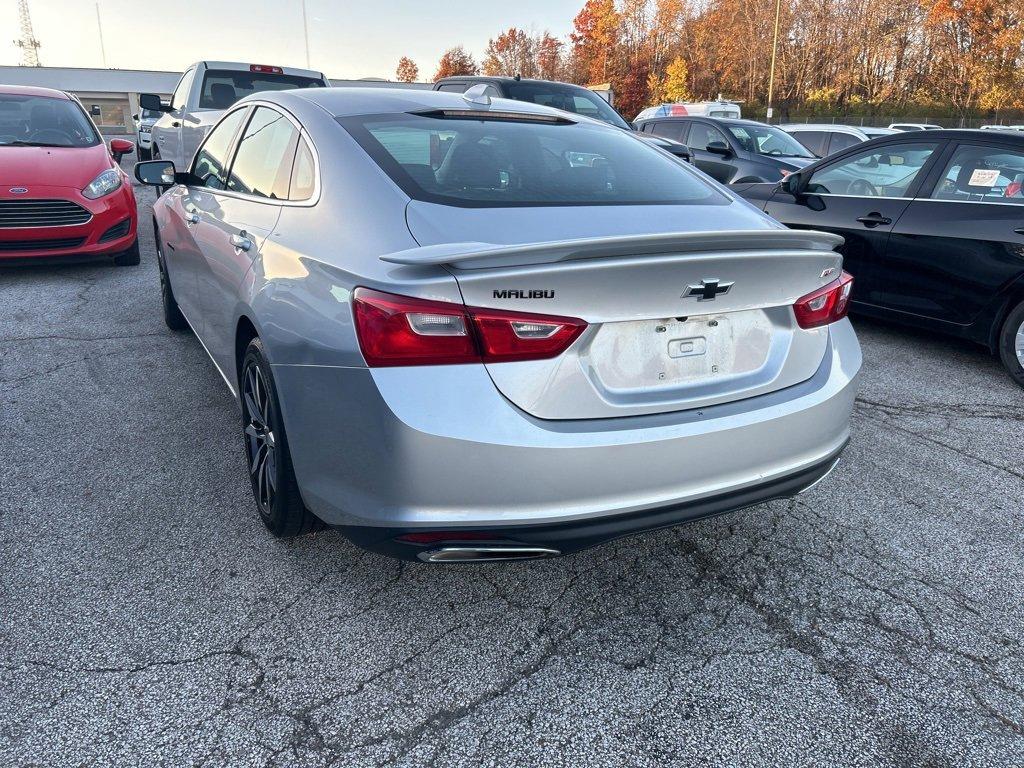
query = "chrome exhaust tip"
xmin=418 ymin=546 xmax=560 ymax=563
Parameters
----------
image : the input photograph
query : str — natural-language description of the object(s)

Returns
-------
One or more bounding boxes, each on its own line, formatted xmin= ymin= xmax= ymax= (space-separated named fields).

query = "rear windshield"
xmin=502 ymin=83 xmax=631 ymax=130
xmin=0 ymin=94 xmax=100 ymax=147
xmin=199 ymin=70 xmax=325 ymax=110
xmin=340 ymin=112 xmax=729 ymax=208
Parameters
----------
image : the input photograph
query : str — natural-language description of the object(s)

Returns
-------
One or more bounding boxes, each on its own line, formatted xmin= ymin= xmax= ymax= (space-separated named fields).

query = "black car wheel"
xmin=998 ymin=300 xmax=1024 ymax=388
xmin=156 ymin=229 xmax=189 ymax=332
xmin=240 ymin=338 xmax=322 ymax=536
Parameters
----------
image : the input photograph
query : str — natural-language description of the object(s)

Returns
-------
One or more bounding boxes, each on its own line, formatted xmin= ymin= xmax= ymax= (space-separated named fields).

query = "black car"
xmin=634 ymin=116 xmax=816 ymax=184
xmin=433 ymin=76 xmax=632 ymax=131
xmin=736 ymin=129 xmax=1024 ymax=386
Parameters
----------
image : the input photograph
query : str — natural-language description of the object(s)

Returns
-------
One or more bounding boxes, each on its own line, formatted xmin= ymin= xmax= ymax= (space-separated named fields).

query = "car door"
xmin=764 ymin=140 xmax=943 ymax=293
xmin=192 ymin=105 xmax=300 ymax=376
xmin=878 ymin=140 xmax=1024 ymax=329
xmin=685 ymin=121 xmax=736 ymax=183
xmin=155 ymin=67 xmax=194 ymax=167
xmin=163 ymin=105 xmax=249 ymax=332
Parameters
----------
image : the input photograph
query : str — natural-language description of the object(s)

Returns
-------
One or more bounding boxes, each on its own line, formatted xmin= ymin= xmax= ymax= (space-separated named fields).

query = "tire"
xmin=156 ymin=228 xmax=189 ymax=332
xmin=240 ymin=337 xmax=322 ymax=536
xmin=113 ymin=237 xmax=141 ymax=266
xmin=997 ymin=300 xmax=1024 ymax=388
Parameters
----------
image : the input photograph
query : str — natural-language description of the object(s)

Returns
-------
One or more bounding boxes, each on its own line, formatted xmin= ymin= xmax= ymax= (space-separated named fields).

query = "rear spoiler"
xmin=380 ymin=229 xmax=844 ymax=270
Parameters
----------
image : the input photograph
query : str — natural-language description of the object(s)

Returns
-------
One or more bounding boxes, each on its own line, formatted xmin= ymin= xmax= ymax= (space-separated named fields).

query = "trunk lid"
xmin=398 ymin=203 xmax=844 ymax=420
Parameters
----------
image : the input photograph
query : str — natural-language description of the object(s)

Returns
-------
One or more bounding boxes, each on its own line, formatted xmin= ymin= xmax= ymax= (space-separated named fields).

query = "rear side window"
xmin=199 ymin=70 xmax=324 ymax=110
xmin=790 ymin=130 xmax=827 ymax=157
xmin=227 ymin=107 xmax=299 ymax=199
xmin=931 ymin=144 xmax=1024 ymax=204
xmin=289 ymin=138 xmax=316 ymax=200
xmin=192 ymin=107 xmax=247 ymax=189
xmin=340 ymin=112 xmax=728 ymax=208
xmin=650 ymin=122 xmax=687 ymax=143
xmin=828 ymin=132 xmax=862 ymax=153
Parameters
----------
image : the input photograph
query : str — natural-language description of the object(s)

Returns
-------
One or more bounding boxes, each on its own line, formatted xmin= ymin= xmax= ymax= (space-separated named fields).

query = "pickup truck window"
xmin=192 ymin=108 xmax=247 ymax=189
xmin=171 ymin=68 xmax=195 ymax=111
xmin=227 ymin=107 xmax=299 ymax=199
xmin=198 ymin=70 xmax=325 ymax=110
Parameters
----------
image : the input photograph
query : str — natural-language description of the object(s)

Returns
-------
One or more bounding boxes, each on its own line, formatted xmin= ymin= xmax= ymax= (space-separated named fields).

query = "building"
xmin=0 ymin=65 xmax=430 ymax=134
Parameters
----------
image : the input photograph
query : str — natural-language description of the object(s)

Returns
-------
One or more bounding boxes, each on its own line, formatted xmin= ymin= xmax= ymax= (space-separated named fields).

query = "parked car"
xmin=432 ymin=76 xmax=632 ymax=130
xmin=888 ymin=122 xmax=943 ymax=131
xmin=0 ymin=85 xmax=138 ymax=266
xmin=637 ymin=133 xmax=692 ymax=162
xmin=134 ymin=87 xmax=860 ymax=561
xmin=132 ymin=106 xmax=161 ymax=160
xmin=140 ymin=61 xmax=328 ymax=171
xmin=634 ymin=116 xmax=816 ymax=183
xmin=735 ymin=129 xmax=1024 ymax=387
xmin=781 ymin=124 xmax=897 ymax=158
xmin=635 ymin=101 xmax=742 ymax=121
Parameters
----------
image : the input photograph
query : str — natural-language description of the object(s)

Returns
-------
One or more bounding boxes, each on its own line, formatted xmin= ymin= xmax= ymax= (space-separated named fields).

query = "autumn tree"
xmin=536 ymin=32 xmax=564 ymax=80
xmin=483 ymin=28 xmax=537 ymax=78
xmin=648 ymin=55 xmax=690 ymax=103
xmin=570 ymin=0 xmax=620 ymax=83
xmin=395 ymin=57 xmax=419 ymax=83
xmin=433 ymin=46 xmax=479 ymax=81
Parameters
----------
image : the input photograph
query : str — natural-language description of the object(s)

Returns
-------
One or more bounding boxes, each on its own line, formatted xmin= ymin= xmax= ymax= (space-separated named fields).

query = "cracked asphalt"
xmin=2 ymin=171 xmax=1024 ymax=767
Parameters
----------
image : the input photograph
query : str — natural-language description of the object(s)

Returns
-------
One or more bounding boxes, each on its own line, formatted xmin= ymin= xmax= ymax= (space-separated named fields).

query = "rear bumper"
xmin=0 ymin=184 xmax=136 ymax=261
xmin=345 ymin=443 xmax=846 ymax=560
xmin=275 ymin=318 xmax=861 ymax=549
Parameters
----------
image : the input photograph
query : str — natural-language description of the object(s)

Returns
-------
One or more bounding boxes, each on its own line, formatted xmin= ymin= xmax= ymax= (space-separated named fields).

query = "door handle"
xmin=856 ymin=213 xmax=892 ymax=227
xmin=231 ymin=232 xmax=253 ymax=252
xmin=185 ymin=211 xmax=199 ymax=224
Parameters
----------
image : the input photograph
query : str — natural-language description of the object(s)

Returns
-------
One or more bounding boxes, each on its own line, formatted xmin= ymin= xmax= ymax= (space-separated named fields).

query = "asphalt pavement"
xmin=2 ymin=174 xmax=1023 ymax=767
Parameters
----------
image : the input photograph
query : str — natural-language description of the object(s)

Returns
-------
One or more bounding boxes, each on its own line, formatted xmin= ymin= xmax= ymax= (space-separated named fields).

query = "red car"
xmin=0 ymin=85 xmax=139 ymax=266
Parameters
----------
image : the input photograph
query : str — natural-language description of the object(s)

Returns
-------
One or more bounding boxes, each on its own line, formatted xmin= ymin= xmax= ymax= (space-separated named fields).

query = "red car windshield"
xmin=0 ymin=94 xmax=100 ymax=148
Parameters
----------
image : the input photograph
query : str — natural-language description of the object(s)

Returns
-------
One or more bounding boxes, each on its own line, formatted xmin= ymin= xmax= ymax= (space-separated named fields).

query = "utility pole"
xmin=95 ymin=2 xmax=108 ymax=68
xmin=14 ymin=0 xmax=42 ymax=67
xmin=301 ymin=0 xmax=311 ymax=69
xmin=766 ymin=0 xmax=782 ymax=123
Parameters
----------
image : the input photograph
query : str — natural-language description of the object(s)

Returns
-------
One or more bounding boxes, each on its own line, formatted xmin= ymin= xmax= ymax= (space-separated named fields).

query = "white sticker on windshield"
xmin=968 ymin=168 xmax=1000 ymax=187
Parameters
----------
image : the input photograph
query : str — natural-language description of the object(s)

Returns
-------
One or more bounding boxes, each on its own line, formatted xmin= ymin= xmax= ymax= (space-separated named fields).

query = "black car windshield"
xmin=341 ymin=112 xmax=729 ymax=208
xmin=0 ymin=94 xmax=100 ymax=147
xmin=199 ymin=70 xmax=324 ymax=109
xmin=502 ymin=82 xmax=632 ymax=130
xmin=726 ymin=124 xmax=814 ymax=158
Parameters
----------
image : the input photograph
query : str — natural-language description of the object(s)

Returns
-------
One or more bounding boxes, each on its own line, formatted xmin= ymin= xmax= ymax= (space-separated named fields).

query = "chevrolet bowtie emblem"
xmin=683 ymin=278 xmax=733 ymax=301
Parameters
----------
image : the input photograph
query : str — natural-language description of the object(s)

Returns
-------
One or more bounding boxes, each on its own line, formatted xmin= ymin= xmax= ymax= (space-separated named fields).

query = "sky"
xmin=1 ymin=0 xmax=582 ymax=79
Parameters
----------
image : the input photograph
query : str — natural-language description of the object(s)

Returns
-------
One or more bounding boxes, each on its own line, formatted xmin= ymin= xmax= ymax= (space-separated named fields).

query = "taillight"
xmin=250 ymin=64 xmax=284 ymax=74
xmin=352 ymin=288 xmax=587 ymax=367
xmin=793 ymin=271 xmax=854 ymax=329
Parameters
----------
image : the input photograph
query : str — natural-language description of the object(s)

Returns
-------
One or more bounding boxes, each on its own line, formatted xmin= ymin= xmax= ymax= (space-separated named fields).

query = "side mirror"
xmin=135 ymin=159 xmax=178 ymax=186
xmin=139 ymin=93 xmax=170 ymax=113
xmin=109 ymin=138 xmax=134 ymax=163
xmin=706 ymin=140 xmax=732 ymax=157
xmin=781 ymin=172 xmax=805 ymax=196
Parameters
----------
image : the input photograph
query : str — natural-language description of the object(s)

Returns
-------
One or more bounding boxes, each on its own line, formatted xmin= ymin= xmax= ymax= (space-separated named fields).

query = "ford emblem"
xmin=9 ymin=187 xmax=28 ymax=194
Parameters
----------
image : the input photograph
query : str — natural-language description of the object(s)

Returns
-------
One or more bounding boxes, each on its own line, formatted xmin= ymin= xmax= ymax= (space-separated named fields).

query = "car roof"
xmin=288 ymin=86 xmax=577 ymax=120
xmin=781 ymin=123 xmax=865 ymax=134
xmin=0 ymin=84 xmax=70 ymax=100
xmin=635 ymin=115 xmax=762 ymax=127
xmin=434 ymin=75 xmax=590 ymax=89
xmin=196 ymin=61 xmax=326 ymax=79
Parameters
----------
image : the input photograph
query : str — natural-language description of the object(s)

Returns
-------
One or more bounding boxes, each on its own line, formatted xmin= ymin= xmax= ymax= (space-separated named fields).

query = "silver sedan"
xmin=134 ymin=87 xmax=861 ymax=562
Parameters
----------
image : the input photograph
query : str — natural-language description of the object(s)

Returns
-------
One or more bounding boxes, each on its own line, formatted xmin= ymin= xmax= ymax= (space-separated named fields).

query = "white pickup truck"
xmin=139 ymin=61 xmax=328 ymax=171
